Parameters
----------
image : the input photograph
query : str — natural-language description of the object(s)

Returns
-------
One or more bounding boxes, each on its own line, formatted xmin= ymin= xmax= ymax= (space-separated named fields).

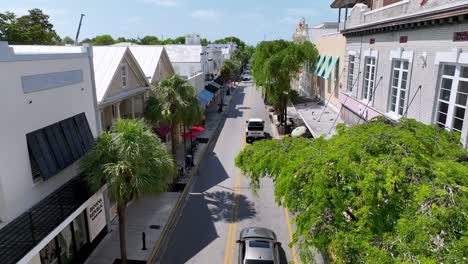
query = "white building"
xmin=185 ymin=33 xmax=201 ymax=45
xmin=207 ymin=43 xmax=238 ymax=60
xmin=164 ymin=45 xmax=208 ymax=78
xmin=206 ymin=46 xmax=224 ymax=76
xmin=0 ymin=42 xmax=107 ymax=264
xmin=336 ymin=0 xmax=468 ymax=147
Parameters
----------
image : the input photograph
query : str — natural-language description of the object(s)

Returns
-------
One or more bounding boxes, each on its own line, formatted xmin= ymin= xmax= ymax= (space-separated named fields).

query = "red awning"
xmin=191 ymin=126 xmax=205 ymax=132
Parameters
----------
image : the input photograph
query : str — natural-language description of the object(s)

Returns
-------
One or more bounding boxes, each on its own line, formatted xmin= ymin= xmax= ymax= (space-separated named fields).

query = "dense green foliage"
xmin=252 ymin=40 xmax=317 ymax=123
xmin=81 ymin=119 xmax=175 ymax=264
xmin=62 ymin=36 xmax=74 ymax=45
xmin=235 ymin=118 xmax=468 ymax=263
xmin=214 ymin=36 xmax=246 ymax=49
xmin=221 ymin=59 xmax=238 ymax=83
xmin=0 ymin=9 xmax=61 ymax=44
xmin=81 ymin=34 xmax=210 ymax=46
xmin=144 ymin=75 xmax=202 ymax=155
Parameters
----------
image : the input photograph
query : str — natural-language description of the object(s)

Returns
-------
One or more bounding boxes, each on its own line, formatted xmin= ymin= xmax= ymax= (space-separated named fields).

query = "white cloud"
xmin=191 ymin=9 xmax=223 ymax=21
xmin=141 ymin=0 xmax=180 ymax=7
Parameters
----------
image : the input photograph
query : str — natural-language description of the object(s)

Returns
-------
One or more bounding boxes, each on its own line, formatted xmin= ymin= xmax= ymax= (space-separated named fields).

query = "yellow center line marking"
xmin=224 ymin=85 xmax=252 ymax=264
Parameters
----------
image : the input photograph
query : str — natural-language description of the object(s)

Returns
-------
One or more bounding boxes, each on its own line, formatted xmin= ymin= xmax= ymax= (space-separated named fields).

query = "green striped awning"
xmin=323 ymin=56 xmax=339 ymax=80
xmin=317 ymin=56 xmax=331 ymax=77
xmin=314 ymin=55 xmax=324 ymax=74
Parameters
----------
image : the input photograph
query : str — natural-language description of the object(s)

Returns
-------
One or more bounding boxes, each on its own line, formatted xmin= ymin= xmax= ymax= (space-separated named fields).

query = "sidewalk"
xmin=85 ymin=89 xmax=234 ymax=264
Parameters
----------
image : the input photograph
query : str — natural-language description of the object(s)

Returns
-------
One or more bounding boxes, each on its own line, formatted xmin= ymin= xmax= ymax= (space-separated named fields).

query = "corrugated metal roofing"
xmin=164 ymin=45 xmax=203 ymax=63
xmin=92 ymin=46 xmax=127 ymax=103
xmin=129 ymin=46 xmax=164 ymax=82
xmin=10 ymin=45 xmax=86 ymax=54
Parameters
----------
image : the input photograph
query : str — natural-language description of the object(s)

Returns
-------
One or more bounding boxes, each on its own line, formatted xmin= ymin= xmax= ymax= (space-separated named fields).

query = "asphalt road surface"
xmin=160 ymin=81 xmax=296 ymax=264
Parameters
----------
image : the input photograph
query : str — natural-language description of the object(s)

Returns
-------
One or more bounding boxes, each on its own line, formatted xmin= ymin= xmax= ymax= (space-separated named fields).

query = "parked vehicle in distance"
xmin=246 ymin=118 xmax=265 ymax=143
xmin=237 ymin=227 xmax=281 ymax=264
xmin=242 ymin=74 xmax=251 ymax=81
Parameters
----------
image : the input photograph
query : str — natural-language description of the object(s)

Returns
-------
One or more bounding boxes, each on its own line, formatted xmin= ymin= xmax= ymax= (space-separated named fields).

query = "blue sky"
xmin=2 ymin=0 xmax=338 ymax=45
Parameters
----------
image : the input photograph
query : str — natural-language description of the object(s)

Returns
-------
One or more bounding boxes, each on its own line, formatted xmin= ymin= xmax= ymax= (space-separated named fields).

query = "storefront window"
xmin=73 ymin=212 xmax=88 ymax=252
xmin=58 ymin=225 xmax=74 ymax=264
xmin=40 ymin=239 xmax=58 ymax=264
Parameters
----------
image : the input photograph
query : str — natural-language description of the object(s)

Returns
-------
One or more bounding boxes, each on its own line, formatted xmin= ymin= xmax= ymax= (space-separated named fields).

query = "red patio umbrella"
xmin=183 ymin=132 xmax=199 ymax=138
xmin=191 ymin=126 xmax=205 ymax=132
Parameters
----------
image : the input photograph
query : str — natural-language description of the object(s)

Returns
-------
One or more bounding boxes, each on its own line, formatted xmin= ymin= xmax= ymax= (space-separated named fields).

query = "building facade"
xmin=0 ymin=42 xmax=107 ymax=264
xmin=164 ymin=45 xmax=209 ymax=79
xmin=93 ymin=46 xmax=150 ymax=132
xmin=338 ymin=0 xmax=468 ymax=147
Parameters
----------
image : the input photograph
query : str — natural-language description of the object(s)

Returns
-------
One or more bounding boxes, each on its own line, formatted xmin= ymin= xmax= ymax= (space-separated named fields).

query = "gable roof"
xmin=92 ymin=46 xmax=149 ymax=103
xmin=129 ymin=46 xmax=173 ymax=82
xmin=164 ymin=45 xmax=204 ymax=63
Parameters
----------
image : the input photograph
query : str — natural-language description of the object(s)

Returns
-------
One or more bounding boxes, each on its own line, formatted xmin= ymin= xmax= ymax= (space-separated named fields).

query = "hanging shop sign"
xmin=454 ymin=32 xmax=468 ymax=42
xmin=86 ymin=192 xmax=106 ymax=241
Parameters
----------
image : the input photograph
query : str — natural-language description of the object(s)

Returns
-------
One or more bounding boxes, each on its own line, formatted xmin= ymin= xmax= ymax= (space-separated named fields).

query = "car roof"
xmin=240 ymin=227 xmax=276 ymax=240
xmin=244 ymin=239 xmax=275 ymax=261
xmin=247 ymin=118 xmax=264 ymax=123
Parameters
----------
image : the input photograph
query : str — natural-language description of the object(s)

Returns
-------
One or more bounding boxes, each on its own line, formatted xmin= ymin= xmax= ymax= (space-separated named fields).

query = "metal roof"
xmin=129 ymin=46 xmax=165 ymax=82
xmin=92 ymin=46 xmax=128 ymax=103
xmin=10 ymin=45 xmax=86 ymax=54
xmin=164 ymin=45 xmax=203 ymax=63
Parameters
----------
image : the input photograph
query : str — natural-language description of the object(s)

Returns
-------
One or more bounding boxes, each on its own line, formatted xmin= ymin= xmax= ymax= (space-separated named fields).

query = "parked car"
xmin=237 ymin=227 xmax=281 ymax=264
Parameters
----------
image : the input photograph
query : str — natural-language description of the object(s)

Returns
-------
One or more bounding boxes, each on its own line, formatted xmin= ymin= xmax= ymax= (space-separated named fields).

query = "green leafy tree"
xmin=214 ymin=36 xmax=246 ymax=50
xmin=174 ymin=36 xmax=185 ymax=44
xmin=139 ymin=35 xmax=160 ymax=45
xmin=62 ymin=36 xmax=74 ymax=45
xmin=80 ymin=38 xmax=92 ymax=44
xmin=115 ymin=37 xmax=127 ymax=43
xmin=144 ymin=75 xmax=200 ymax=155
xmin=93 ymin=34 xmax=115 ymax=45
xmin=236 ymin=118 xmax=468 ymax=263
xmin=81 ymin=119 xmax=175 ymax=264
xmin=221 ymin=59 xmax=238 ymax=84
xmin=252 ymin=40 xmax=317 ymax=124
xmin=201 ymin=38 xmax=210 ymax=45
xmin=0 ymin=9 xmax=61 ymax=44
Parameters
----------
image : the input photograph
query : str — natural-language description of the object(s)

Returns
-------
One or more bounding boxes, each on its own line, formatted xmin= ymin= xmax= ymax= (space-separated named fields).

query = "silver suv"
xmin=236 ymin=227 xmax=281 ymax=264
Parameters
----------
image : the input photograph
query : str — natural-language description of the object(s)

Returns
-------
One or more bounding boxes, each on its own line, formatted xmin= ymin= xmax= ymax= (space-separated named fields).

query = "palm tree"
xmin=145 ymin=75 xmax=200 ymax=156
xmin=182 ymin=96 xmax=204 ymax=157
xmin=81 ymin=119 xmax=175 ymax=264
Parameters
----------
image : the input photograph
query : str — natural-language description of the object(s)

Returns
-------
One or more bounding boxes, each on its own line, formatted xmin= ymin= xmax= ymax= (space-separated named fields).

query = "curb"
xmin=147 ymin=88 xmax=237 ymax=264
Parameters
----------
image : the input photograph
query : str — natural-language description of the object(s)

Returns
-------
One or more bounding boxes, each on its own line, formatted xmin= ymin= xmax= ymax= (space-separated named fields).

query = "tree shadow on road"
xmin=204 ymin=191 xmax=256 ymax=223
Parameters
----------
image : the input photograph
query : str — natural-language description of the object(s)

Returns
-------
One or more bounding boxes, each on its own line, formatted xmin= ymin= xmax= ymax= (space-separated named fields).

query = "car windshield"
xmin=249 ymin=240 xmax=271 ymax=248
xmin=245 ymin=260 xmax=274 ymax=264
xmin=248 ymin=122 xmax=264 ymax=131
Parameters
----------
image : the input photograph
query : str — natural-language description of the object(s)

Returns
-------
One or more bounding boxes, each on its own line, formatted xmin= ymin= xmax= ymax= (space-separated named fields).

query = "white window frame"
xmin=121 ymin=63 xmax=128 ymax=88
xmin=388 ymin=59 xmax=410 ymax=116
xmin=435 ymin=64 xmax=468 ymax=133
xmin=362 ymin=56 xmax=377 ymax=101
xmin=347 ymin=55 xmax=356 ymax=93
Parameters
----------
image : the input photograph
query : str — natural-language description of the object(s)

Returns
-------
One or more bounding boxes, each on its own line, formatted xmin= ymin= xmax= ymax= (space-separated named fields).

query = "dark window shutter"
xmin=43 ymin=125 xmax=67 ymax=169
xmin=61 ymin=118 xmax=84 ymax=158
xmin=73 ymin=113 xmax=94 ymax=151
xmin=26 ymin=130 xmax=58 ymax=178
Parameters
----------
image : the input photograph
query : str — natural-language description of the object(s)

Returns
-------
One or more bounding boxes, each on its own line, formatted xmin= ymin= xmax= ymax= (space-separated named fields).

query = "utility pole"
xmin=74 ymin=14 xmax=85 ymax=45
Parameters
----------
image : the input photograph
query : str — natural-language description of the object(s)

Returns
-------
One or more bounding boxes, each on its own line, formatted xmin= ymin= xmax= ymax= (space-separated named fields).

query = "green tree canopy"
xmin=81 ymin=119 xmax=175 ymax=264
xmin=252 ymin=40 xmax=317 ymax=123
xmin=93 ymin=34 xmax=115 ymax=45
xmin=221 ymin=59 xmax=238 ymax=83
xmin=0 ymin=8 xmax=61 ymax=44
xmin=235 ymin=118 xmax=468 ymax=263
xmin=139 ymin=35 xmax=160 ymax=45
xmin=62 ymin=36 xmax=74 ymax=45
xmin=214 ymin=36 xmax=246 ymax=50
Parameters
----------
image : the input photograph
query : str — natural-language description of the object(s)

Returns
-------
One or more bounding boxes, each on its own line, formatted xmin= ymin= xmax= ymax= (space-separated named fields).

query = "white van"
xmin=246 ymin=118 xmax=265 ymax=143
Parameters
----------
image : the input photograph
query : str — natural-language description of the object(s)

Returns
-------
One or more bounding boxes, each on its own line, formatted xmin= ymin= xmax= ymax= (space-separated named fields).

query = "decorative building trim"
xmin=434 ymin=48 xmax=465 ymax=65
xmin=389 ymin=48 xmax=414 ymax=63
xmin=363 ymin=49 xmax=379 ymax=59
xmin=21 ymin=70 xmax=83 ymax=93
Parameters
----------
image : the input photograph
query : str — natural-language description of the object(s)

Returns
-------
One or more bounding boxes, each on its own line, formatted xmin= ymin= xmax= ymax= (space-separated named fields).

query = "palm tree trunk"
xmin=170 ymin=122 xmax=177 ymax=156
xmin=117 ymin=204 xmax=127 ymax=264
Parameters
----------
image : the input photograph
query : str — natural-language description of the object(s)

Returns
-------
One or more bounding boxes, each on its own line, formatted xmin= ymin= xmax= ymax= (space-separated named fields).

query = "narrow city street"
xmin=160 ymin=82 xmax=295 ymax=264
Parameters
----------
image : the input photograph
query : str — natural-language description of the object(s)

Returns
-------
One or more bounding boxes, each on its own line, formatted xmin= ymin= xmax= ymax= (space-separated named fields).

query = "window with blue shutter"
xmin=26 ymin=113 xmax=94 ymax=180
